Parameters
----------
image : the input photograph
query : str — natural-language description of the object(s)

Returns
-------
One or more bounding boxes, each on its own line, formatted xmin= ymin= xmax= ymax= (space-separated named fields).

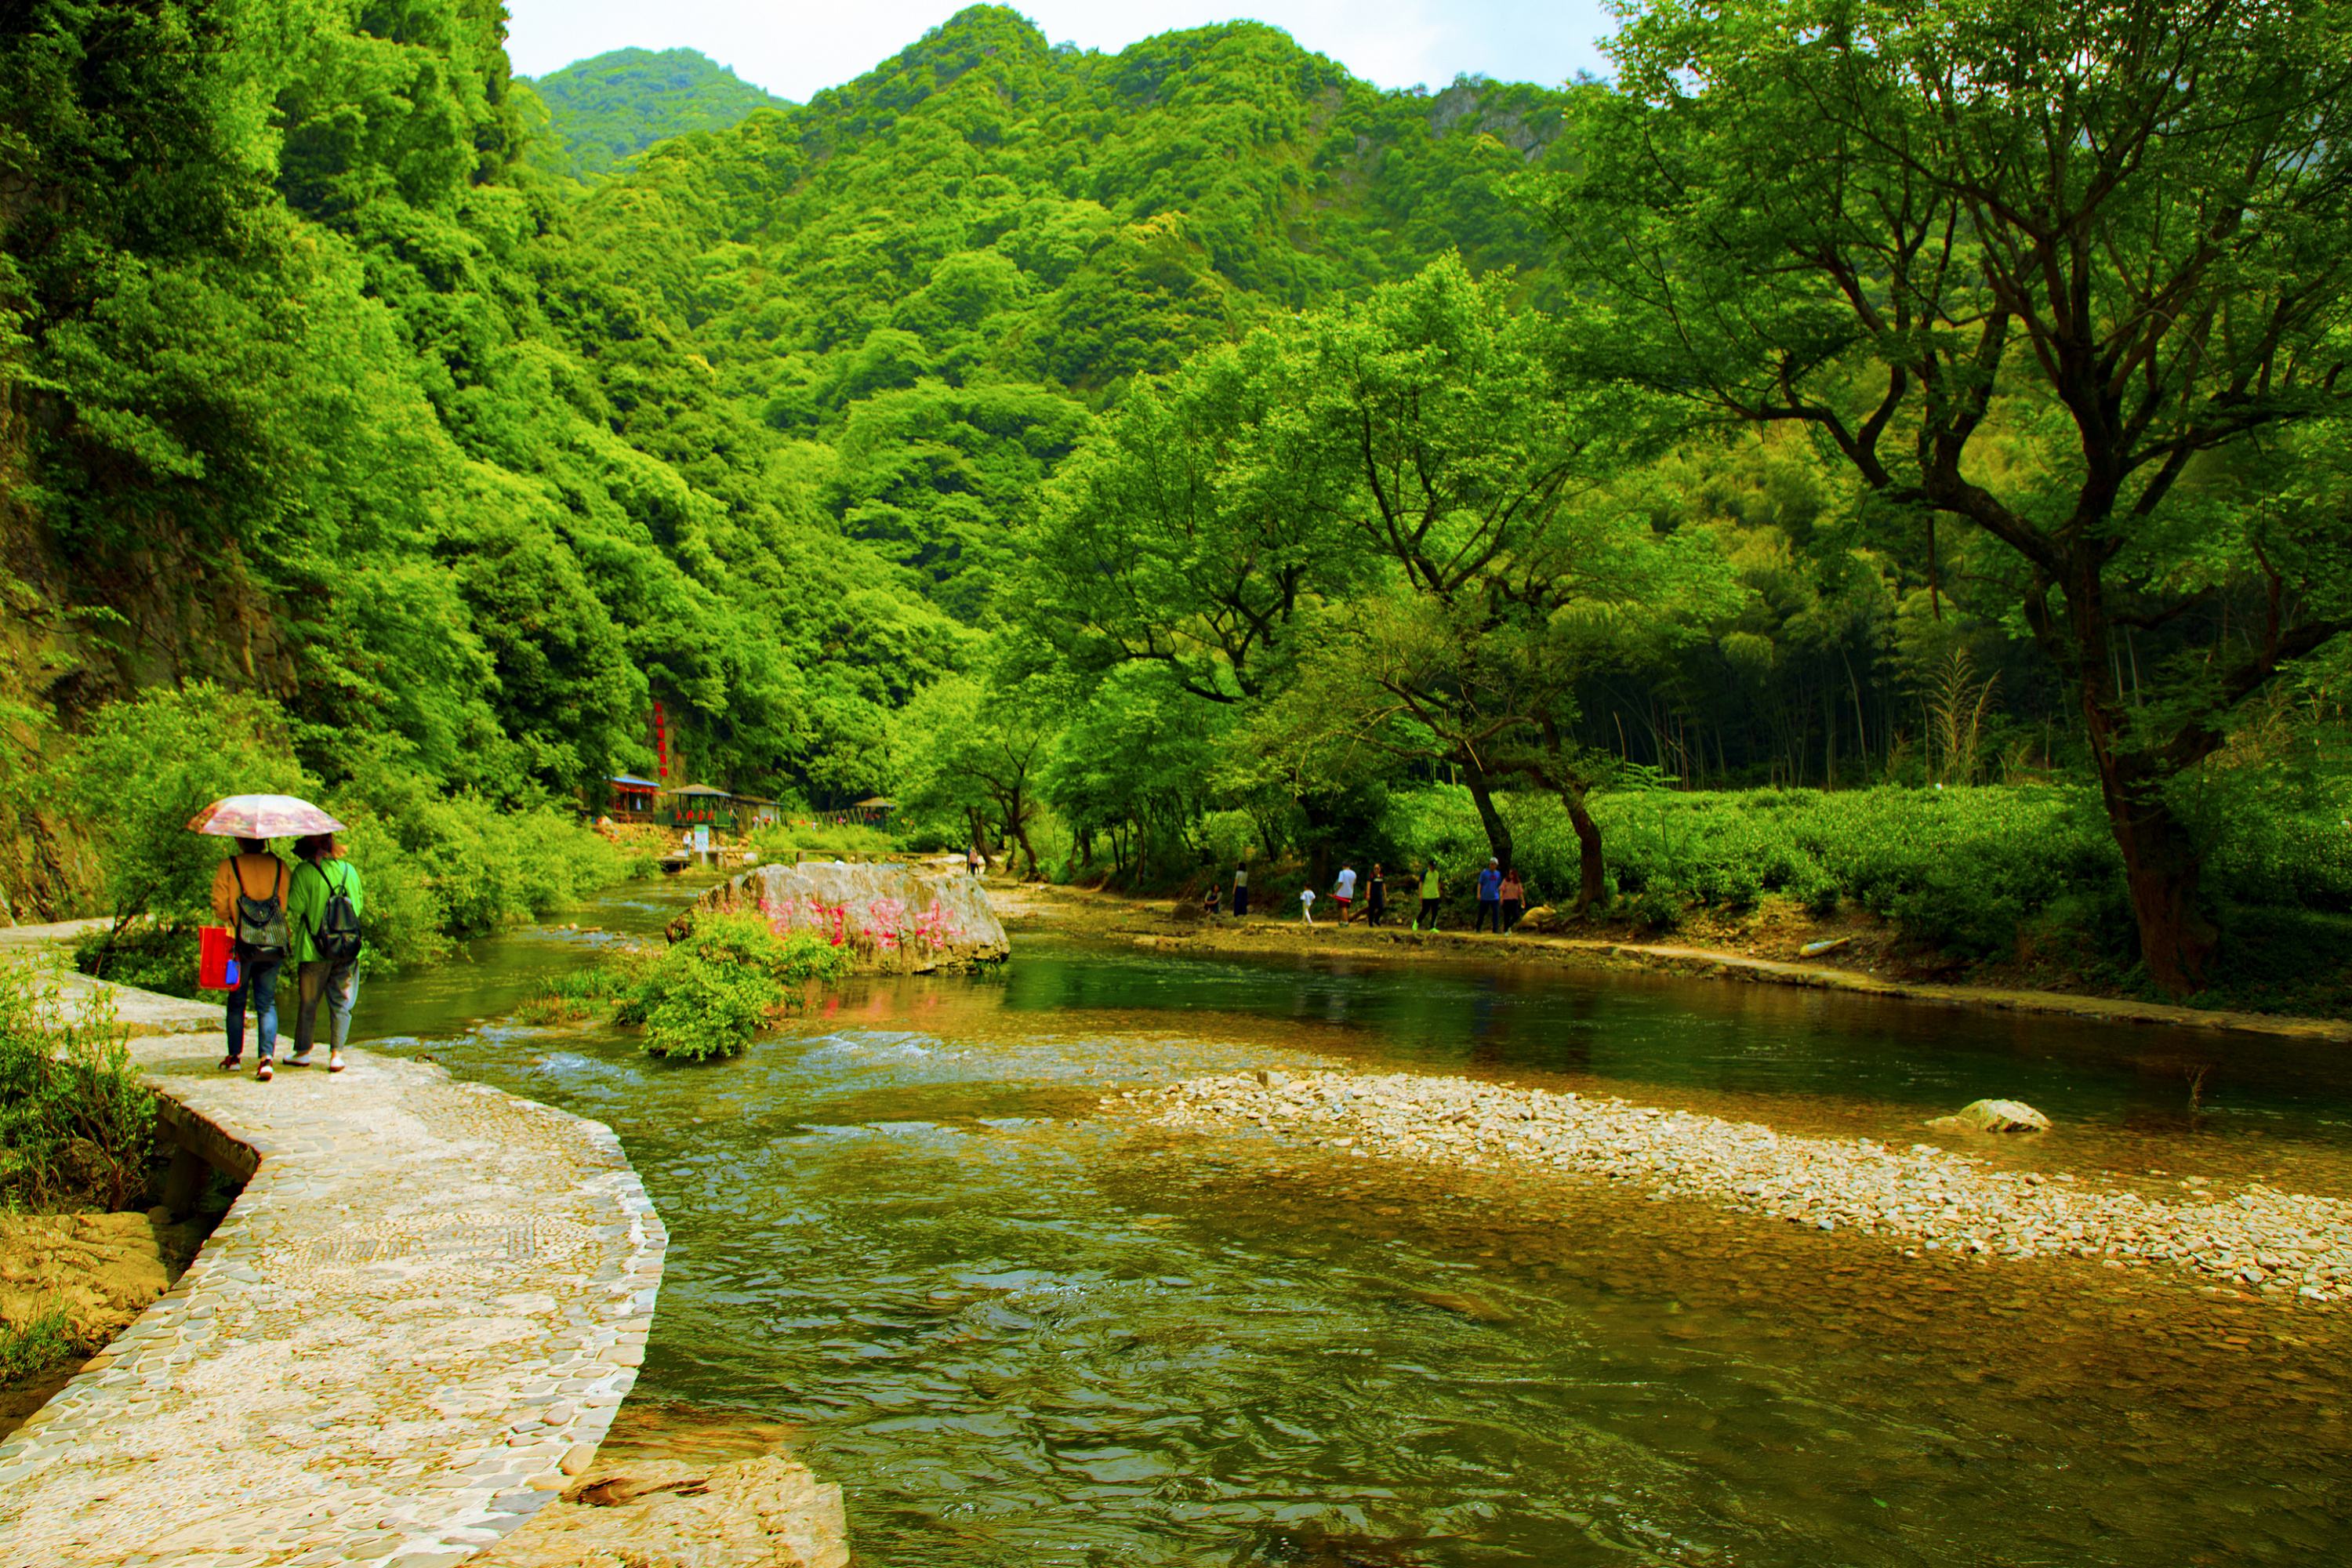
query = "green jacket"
xmin=1419 ymin=869 xmax=1441 ymax=901
xmin=287 ymin=857 xmax=365 ymax=965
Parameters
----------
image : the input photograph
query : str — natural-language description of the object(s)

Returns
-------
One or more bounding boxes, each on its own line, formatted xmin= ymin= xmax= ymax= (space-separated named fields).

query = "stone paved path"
xmin=0 ymin=1021 xmax=666 ymax=1568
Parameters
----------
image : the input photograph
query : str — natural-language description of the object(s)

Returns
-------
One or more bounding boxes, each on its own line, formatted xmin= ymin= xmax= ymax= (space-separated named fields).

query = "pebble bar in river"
xmin=1120 ymin=1070 xmax=2352 ymax=1302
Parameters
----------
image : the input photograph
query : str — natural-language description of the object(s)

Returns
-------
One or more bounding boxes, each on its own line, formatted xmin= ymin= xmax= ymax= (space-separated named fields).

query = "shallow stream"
xmin=358 ymin=881 xmax=2352 ymax=1566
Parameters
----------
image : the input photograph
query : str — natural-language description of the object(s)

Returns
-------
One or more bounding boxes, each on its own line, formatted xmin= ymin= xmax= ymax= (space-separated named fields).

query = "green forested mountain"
xmin=2 ymin=0 xmax=1575 ymax=811
xmin=4 ymin=1 xmax=2346 ymax=1000
xmin=528 ymin=46 xmax=786 ymax=180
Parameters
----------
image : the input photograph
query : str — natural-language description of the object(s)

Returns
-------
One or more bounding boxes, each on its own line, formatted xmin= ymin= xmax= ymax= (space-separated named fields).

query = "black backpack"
xmin=314 ymin=860 xmax=364 ymax=962
xmin=232 ymin=858 xmax=289 ymax=956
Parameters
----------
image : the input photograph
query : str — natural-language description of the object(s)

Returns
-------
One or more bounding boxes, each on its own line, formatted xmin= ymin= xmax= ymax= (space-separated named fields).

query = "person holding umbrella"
xmin=191 ymin=794 xmax=345 ymax=1083
xmin=210 ymin=836 xmax=290 ymax=1078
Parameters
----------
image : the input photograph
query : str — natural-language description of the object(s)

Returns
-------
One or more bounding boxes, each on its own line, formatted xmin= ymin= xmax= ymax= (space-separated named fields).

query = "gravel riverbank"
xmin=1115 ymin=1070 xmax=2352 ymax=1305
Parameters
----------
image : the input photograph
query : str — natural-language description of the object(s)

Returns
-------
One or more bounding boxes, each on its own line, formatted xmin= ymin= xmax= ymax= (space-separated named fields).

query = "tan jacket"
xmin=210 ymin=853 xmax=289 ymax=924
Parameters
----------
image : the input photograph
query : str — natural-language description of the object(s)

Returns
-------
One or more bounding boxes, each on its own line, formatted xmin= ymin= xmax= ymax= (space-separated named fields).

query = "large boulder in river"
xmin=672 ymin=860 xmax=1008 ymax=974
xmin=1927 ymin=1098 xmax=2051 ymax=1134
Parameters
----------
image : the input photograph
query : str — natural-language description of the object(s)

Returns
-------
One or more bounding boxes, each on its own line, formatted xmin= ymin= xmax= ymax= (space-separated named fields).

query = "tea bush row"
xmin=1378 ymin=780 xmax=2352 ymax=966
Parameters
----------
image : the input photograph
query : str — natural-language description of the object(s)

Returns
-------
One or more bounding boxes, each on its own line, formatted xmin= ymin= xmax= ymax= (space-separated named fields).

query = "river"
xmin=355 ymin=877 xmax=2352 ymax=1566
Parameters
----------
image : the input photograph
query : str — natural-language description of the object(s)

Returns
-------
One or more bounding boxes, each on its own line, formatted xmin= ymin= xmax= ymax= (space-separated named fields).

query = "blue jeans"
xmin=227 ymin=953 xmax=283 ymax=1060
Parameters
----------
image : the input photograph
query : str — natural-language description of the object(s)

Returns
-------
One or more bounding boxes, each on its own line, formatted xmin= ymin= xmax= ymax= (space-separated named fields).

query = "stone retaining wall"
xmin=0 ymin=1018 xmax=667 ymax=1568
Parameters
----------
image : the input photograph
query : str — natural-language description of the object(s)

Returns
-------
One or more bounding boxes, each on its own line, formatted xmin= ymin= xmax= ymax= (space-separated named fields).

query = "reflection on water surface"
xmin=359 ymin=887 xmax=2352 ymax=1565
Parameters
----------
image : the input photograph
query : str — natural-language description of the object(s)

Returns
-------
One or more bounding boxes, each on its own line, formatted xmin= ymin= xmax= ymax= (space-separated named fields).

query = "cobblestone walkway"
xmin=0 ymin=1026 xmax=666 ymax=1568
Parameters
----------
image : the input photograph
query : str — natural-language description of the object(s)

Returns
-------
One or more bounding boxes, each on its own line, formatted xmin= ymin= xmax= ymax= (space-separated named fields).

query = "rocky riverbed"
xmin=1115 ymin=1070 xmax=2352 ymax=1305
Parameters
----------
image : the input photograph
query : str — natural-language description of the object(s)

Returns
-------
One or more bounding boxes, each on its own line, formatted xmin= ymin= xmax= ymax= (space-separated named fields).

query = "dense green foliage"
xmin=4 ymin=2 xmax=2349 ymax=1007
xmin=528 ymin=47 xmax=784 ymax=180
xmin=64 ymin=688 xmax=626 ymax=991
xmin=0 ymin=969 xmax=154 ymax=1213
xmin=619 ymin=911 xmax=851 ymax=1060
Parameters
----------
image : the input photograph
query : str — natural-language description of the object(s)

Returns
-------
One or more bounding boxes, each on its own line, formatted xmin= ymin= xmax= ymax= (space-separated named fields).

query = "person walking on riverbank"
xmin=1414 ymin=864 xmax=1441 ymax=930
xmin=1500 ymin=866 xmax=1526 ymax=933
xmin=1298 ymin=885 xmax=1316 ymax=925
xmin=212 ymin=837 xmax=289 ymax=1080
xmin=287 ymin=833 xmax=364 ymax=1073
xmin=1333 ymin=863 xmax=1357 ymax=924
xmin=1232 ymin=862 xmax=1250 ymax=918
xmin=1475 ymin=858 xmax=1504 ymax=933
xmin=1365 ymin=863 xmax=1387 ymax=927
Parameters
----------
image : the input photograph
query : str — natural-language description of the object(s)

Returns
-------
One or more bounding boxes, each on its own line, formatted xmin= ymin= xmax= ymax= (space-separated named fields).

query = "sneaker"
xmin=256 ymin=1060 xmax=274 ymax=1082
xmin=328 ymin=1050 xmax=346 ymax=1074
xmin=288 ymin=1051 xmax=314 ymax=1068
xmin=220 ymin=1053 xmax=242 ymax=1071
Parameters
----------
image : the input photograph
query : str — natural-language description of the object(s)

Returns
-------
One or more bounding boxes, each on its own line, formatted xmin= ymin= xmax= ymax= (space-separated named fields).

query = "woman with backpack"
xmin=287 ymin=833 xmax=365 ymax=1073
xmin=210 ymin=837 xmax=290 ymax=1080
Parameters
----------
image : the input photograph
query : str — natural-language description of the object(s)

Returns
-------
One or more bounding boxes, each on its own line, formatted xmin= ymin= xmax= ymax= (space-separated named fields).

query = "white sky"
xmin=502 ymin=2 xmax=1622 ymax=99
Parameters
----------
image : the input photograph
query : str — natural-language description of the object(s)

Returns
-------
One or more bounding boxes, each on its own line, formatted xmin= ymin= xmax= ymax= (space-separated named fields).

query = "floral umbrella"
xmin=186 ymin=794 xmax=346 ymax=839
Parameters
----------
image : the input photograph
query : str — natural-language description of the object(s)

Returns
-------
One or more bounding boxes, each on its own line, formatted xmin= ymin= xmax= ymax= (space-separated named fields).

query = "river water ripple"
xmin=358 ymin=883 xmax=2352 ymax=1566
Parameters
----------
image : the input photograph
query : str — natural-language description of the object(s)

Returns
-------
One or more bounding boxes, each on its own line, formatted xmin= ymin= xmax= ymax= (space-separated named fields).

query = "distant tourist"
xmin=967 ymin=842 xmax=985 ymax=877
xmin=1500 ymin=866 xmax=1526 ymax=933
xmin=1365 ymin=863 xmax=1387 ymax=927
xmin=1475 ymin=857 xmax=1504 ymax=933
xmin=1414 ymin=864 xmax=1441 ymax=930
xmin=287 ymin=833 xmax=364 ymax=1073
xmin=212 ymin=837 xmax=290 ymax=1080
xmin=1332 ymin=863 xmax=1357 ymax=923
xmin=1298 ymin=885 xmax=1316 ymax=925
xmin=1232 ymin=862 xmax=1250 ymax=917
xmin=1202 ymin=882 xmax=1221 ymax=917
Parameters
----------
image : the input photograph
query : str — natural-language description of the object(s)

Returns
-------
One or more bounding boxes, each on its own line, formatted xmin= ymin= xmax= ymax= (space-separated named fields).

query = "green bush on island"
xmin=619 ymin=913 xmax=852 ymax=1062
xmin=0 ymin=969 xmax=155 ymax=1213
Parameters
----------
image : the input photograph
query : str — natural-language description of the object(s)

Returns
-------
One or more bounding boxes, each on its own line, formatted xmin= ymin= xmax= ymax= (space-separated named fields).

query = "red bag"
xmin=198 ymin=924 xmax=236 ymax=990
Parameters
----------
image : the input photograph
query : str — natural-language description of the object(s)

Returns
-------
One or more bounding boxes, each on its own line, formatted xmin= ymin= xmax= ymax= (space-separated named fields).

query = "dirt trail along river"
xmin=354 ymin=878 xmax=2352 ymax=1566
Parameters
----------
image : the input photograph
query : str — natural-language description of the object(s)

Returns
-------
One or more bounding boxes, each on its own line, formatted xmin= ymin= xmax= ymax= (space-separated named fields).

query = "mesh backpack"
xmin=232 ymin=858 xmax=289 ymax=956
xmin=314 ymin=860 xmax=363 ymax=962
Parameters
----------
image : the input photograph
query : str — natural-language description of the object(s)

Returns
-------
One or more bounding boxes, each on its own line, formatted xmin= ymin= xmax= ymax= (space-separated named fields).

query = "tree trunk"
xmin=2056 ymin=571 xmax=2218 ymax=996
xmin=1563 ymin=789 xmax=1605 ymax=916
xmin=1463 ymin=764 xmax=1514 ymax=873
xmin=1011 ymin=801 xmax=1041 ymax=878
xmin=2090 ymin=747 xmax=2219 ymax=995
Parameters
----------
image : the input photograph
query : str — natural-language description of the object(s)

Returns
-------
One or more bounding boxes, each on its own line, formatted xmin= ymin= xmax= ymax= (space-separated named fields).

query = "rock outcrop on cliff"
xmin=673 ymin=861 xmax=1008 ymax=973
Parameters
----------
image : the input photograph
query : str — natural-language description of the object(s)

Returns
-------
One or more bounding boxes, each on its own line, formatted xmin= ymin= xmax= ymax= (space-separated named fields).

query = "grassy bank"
xmin=0 ymin=965 xmax=171 ymax=1396
xmin=1375 ymin=784 xmax=2352 ymax=1014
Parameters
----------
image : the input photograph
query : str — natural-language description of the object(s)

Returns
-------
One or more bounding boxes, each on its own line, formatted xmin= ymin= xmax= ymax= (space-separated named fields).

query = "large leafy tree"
xmin=1287 ymin=258 xmax=1730 ymax=907
xmin=1550 ymin=0 xmax=2352 ymax=991
xmin=1021 ymin=324 xmax=1360 ymax=703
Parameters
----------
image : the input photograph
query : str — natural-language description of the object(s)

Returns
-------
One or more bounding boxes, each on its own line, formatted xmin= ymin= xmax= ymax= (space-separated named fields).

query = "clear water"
xmin=357 ymin=881 xmax=2352 ymax=1566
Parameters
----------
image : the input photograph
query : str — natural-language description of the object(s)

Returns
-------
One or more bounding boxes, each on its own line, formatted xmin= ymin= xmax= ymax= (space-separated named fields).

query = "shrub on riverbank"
xmin=619 ymin=913 xmax=851 ymax=1061
xmin=0 ymin=970 xmax=154 ymax=1213
xmin=0 ymin=1305 xmax=79 ymax=1385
